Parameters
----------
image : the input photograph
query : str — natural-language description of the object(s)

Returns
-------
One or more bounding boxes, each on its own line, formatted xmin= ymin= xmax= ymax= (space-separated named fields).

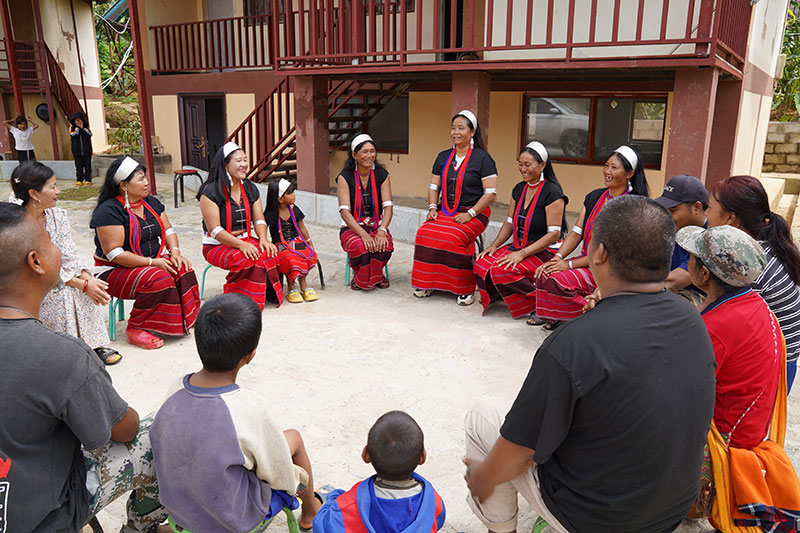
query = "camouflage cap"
xmin=675 ymin=225 xmax=766 ymax=287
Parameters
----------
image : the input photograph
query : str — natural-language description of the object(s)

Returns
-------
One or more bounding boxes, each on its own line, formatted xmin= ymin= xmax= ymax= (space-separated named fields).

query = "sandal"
xmin=542 ymin=320 xmax=562 ymax=331
xmin=457 ymin=294 xmax=474 ymax=306
xmin=126 ymin=329 xmax=164 ymax=350
xmin=299 ymin=491 xmax=328 ymax=531
xmin=303 ymin=288 xmax=319 ymax=302
xmin=94 ymin=346 xmax=122 ymax=365
xmin=287 ymin=288 xmax=304 ymax=303
xmin=527 ymin=314 xmax=546 ymax=327
xmin=376 ymin=277 xmax=390 ymax=289
xmin=350 ymin=279 xmax=362 ymax=291
xmin=413 ymin=288 xmax=432 ymax=298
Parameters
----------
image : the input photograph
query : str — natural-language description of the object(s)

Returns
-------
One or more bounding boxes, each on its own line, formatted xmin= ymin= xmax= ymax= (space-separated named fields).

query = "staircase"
xmin=225 ymin=79 xmax=410 ymax=183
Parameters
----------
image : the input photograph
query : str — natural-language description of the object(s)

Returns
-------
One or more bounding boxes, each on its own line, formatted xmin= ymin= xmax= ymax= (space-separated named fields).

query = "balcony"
xmin=151 ymin=0 xmax=750 ymax=76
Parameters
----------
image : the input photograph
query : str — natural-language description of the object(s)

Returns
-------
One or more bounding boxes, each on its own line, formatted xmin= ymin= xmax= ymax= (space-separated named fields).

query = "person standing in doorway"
xmin=70 ymin=111 xmax=93 ymax=187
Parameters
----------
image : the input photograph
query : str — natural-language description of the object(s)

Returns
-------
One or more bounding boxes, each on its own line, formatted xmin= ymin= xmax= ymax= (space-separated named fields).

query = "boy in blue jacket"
xmin=313 ymin=411 xmax=445 ymax=532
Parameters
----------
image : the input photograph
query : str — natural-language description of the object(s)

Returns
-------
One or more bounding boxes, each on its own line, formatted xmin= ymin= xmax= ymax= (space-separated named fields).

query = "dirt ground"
xmin=5 ymin=174 xmax=799 ymax=533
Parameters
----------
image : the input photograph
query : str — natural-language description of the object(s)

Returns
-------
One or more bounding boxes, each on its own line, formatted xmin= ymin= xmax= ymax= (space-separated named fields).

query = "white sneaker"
xmin=413 ymin=288 xmax=433 ymax=298
xmin=457 ymin=294 xmax=474 ymax=306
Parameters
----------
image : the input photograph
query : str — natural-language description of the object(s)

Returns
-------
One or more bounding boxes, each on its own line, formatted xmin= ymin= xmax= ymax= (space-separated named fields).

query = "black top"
xmin=581 ymin=187 xmax=608 ymax=225
xmin=500 ymin=291 xmax=715 ymax=533
xmin=69 ymin=112 xmax=92 ymax=157
xmin=432 ymin=147 xmax=497 ymax=209
xmin=90 ymin=195 xmax=165 ymax=259
xmin=269 ymin=205 xmax=305 ymax=243
xmin=337 ymin=166 xmax=389 ymax=221
xmin=200 ymin=180 xmax=260 ymax=234
xmin=510 ymin=180 xmax=567 ymax=246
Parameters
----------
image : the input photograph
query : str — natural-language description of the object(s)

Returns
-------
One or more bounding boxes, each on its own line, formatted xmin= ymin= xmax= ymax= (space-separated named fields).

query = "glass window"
xmin=525 ymin=97 xmax=590 ymax=159
xmin=593 ymin=98 xmax=666 ymax=166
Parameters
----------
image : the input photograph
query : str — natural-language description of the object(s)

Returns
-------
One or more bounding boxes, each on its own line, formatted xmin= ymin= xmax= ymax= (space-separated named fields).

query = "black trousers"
xmin=17 ymin=150 xmax=35 ymax=162
xmin=74 ymin=155 xmax=92 ymax=183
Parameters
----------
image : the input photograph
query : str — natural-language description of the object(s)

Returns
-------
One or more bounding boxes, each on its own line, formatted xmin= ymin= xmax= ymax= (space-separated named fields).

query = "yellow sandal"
xmin=287 ymin=289 xmax=303 ymax=303
xmin=303 ymin=288 xmax=319 ymax=302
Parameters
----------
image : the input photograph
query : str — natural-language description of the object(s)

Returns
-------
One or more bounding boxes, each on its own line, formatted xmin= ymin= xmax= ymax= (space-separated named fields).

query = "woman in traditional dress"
xmin=411 ymin=110 xmax=498 ymax=305
xmin=198 ymin=142 xmax=282 ymax=309
xmin=10 ymin=161 xmax=121 ymax=364
xmin=533 ymin=145 xmax=649 ymax=329
xmin=336 ymin=134 xmax=394 ymax=290
xmin=473 ymin=142 xmax=567 ymax=322
xmin=90 ymin=156 xmax=200 ymax=349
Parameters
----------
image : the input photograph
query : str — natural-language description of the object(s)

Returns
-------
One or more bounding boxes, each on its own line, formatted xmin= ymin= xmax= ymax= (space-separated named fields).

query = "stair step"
xmin=329 ymin=115 xmax=371 ymax=123
xmin=777 ymin=193 xmax=798 ymax=228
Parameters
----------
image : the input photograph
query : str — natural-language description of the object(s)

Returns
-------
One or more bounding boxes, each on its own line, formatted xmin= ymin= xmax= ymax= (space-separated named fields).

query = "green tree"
xmin=93 ymin=4 xmax=136 ymax=97
xmin=773 ymin=0 xmax=800 ymax=121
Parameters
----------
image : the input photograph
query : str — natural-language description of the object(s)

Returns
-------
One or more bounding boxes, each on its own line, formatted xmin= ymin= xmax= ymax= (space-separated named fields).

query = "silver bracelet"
xmin=378 ymin=226 xmax=388 ymax=233
xmin=568 ymin=259 xmax=573 ymax=269
xmin=428 ymin=204 xmax=437 ymax=210
xmin=467 ymin=208 xmax=477 ymax=217
xmin=149 ymin=257 xmax=153 ymax=266
xmin=555 ymin=252 xmax=563 ymax=259
xmin=171 ymin=247 xmax=180 ymax=253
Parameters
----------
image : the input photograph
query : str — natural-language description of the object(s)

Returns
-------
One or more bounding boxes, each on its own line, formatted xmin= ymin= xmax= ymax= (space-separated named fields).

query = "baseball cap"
xmin=675 ymin=225 xmax=766 ymax=287
xmin=654 ymin=175 xmax=709 ymax=209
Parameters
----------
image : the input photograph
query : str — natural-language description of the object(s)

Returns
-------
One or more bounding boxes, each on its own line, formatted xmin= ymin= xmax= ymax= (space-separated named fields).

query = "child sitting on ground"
xmin=313 ymin=411 xmax=446 ymax=532
xmin=150 ymin=293 xmax=321 ymax=531
xmin=265 ymin=177 xmax=318 ymax=303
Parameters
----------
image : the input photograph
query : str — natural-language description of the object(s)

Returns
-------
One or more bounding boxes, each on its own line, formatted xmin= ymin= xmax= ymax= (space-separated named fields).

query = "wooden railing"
xmin=43 ymin=44 xmax=84 ymax=118
xmin=151 ymin=0 xmax=752 ymax=74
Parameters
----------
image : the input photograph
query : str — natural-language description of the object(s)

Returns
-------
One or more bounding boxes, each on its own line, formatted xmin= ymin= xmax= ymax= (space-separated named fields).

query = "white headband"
xmin=614 ymin=145 xmax=639 ymax=170
xmin=456 ymin=109 xmax=477 ymax=130
xmin=113 ymin=156 xmax=140 ymax=184
xmin=278 ymin=178 xmax=292 ymax=197
xmin=223 ymin=141 xmax=241 ymax=158
xmin=351 ymin=134 xmax=374 ymax=153
xmin=525 ymin=141 xmax=548 ymax=162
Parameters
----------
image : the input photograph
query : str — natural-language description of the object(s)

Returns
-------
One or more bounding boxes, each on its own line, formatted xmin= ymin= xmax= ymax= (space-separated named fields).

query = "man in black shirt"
xmin=464 ymin=196 xmax=715 ymax=533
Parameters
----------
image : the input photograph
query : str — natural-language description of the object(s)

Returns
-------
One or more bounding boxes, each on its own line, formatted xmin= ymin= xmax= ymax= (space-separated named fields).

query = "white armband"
xmin=467 ymin=208 xmax=477 ymax=217
xmin=505 ymin=216 xmax=514 ymax=224
xmin=107 ymin=247 xmax=125 ymax=261
xmin=378 ymin=226 xmax=388 ymax=233
xmin=254 ymin=220 xmax=267 ymax=226
xmin=547 ymin=226 xmax=560 ymax=232
xmin=572 ymin=225 xmax=584 ymax=236
xmin=210 ymin=226 xmax=224 ymax=238
xmin=339 ymin=205 xmax=351 ymax=211
xmin=165 ymin=227 xmax=176 ymax=237
xmin=382 ymin=201 xmax=393 ymax=208
xmin=428 ymin=183 xmax=440 ymax=191
xmin=483 ymin=188 xmax=497 ymax=194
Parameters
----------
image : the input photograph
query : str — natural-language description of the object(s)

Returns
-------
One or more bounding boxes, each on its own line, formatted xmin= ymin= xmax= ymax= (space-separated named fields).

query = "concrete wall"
xmin=763 ymin=122 xmax=800 ymax=173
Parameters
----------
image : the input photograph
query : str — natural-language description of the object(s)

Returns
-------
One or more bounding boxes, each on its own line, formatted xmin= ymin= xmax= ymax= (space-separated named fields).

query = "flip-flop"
xmin=126 ymin=329 xmax=164 ymax=349
xmin=376 ymin=278 xmax=390 ymax=289
xmin=542 ymin=320 xmax=562 ymax=331
xmin=94 ymin=346 xmax=122 ymax=365
xmin=527 ymin=314 xmax=546 ymax=327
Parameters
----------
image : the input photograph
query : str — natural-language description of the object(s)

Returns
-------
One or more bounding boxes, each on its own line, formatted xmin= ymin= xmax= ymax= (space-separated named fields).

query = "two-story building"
xmin=132 ymin=0 xmax=787 ymax=206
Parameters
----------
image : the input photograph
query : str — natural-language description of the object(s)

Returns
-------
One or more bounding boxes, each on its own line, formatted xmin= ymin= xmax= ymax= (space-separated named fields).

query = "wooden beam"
xmin=69 ymin=0 xmax=88 ymax=118
xmin=127 ymin=0 xmax=157 ymax=193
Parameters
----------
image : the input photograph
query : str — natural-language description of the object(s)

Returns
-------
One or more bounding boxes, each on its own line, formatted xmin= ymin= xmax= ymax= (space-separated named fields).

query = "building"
xmin=0 ymin=0 xmax=107 ymax=160
xmin=132 ymin=0 xmax=787 ymax=209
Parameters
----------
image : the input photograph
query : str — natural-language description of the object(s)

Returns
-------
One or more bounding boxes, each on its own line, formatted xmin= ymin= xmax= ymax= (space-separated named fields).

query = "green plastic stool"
xmin=108 ymin=297 xmax=125 ymax=341
xmin=344 ymin=254 xmax=389 ymax=286
xmin=167 ymin=507 xmax=300 ymax=533
xmin=200 ymin=263 xmax=215 ymax=300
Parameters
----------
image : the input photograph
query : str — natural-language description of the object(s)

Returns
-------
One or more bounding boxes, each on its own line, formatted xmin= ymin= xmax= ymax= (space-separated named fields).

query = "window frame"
xmin=521 ymin=93 xmax=668 ymax=170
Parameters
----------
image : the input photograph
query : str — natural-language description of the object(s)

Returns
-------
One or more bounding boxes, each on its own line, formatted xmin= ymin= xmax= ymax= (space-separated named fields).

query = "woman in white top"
xmin=4 ymin=115 xmax=38 ymax=161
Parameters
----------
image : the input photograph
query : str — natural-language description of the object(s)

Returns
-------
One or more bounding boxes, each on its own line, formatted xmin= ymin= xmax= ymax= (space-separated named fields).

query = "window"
xmin=524 ymin=95 xmax=667 ymax=168
xmin=243 ymin=0 xmax=283 ymax=23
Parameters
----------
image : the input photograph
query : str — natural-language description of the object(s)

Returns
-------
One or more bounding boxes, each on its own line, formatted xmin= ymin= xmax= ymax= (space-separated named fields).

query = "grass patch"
xmin=58 ymin=184 xmax=101 ymax=202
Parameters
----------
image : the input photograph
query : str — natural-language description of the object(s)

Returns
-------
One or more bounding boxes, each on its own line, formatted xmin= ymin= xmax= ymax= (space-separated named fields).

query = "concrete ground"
xmin=4 ymin=173 xmax=800 ymax=533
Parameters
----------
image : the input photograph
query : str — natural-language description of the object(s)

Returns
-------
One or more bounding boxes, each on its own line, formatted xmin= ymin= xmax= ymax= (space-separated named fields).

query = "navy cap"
xmin=653 ymin=175 xmax=709 ymax=208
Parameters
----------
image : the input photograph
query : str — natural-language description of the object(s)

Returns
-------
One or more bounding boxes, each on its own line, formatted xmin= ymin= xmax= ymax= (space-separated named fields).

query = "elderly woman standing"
xmin=336 ymin=134 xmax=394 ymax=290
xmin=10 ymin=161 xmax=120 ymax=364
xmin=412 ymin=110 xmax=498 ymax=306
xmin=533 ymin=145 xmax=649 ymax=329
xmin=90 ymin=156 xmax=200 ymax=350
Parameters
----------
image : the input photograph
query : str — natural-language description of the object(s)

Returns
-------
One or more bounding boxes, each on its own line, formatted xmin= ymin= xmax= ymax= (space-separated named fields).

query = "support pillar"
xmin=451 ymin=71 xmax=490 ymax=146
xmin=294 ymin=76 xmax=330 ymax=194
xmin=664 ymin=68 xmax=719 ymax=184
xmin=128 ymin=0 xmax=156 ymax=193
xmin=706 ymin=79 xmax=744 ymax=188
xmin=32 ymin=0 xmax=59 ymax=159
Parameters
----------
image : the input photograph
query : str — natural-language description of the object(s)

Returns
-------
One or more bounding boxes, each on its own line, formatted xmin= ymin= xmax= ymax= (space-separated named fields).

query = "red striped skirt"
xmin=340 ymin=226 xmax=394 ymax=290
xmin=473 ymin=246 xmax=554 ymax=318
xmin=202 ymin=238 xmax=283 ymax=309
xmin=97 ymin=262 xmax=200 ymax=336
xmin=412 ymin=208 xmax=490 ymax=296
xmin=535 ymin=266 xmax=596 ymax=321
xmin=277 ymin=242 xmax=317 ymax=285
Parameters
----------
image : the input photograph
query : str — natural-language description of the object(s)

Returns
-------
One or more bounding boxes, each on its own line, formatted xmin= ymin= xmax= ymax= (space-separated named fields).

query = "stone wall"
xmin=763 ymin=122 xmax=800 ymax=173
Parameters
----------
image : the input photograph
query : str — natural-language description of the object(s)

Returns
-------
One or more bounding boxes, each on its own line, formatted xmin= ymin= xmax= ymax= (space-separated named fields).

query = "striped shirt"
xmin=752 ymin=243 xmax=800 ymax=362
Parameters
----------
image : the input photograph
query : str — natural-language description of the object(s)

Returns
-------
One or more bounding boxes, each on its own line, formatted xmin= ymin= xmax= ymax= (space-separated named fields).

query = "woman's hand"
xmin=152 ymin=257 xmax=178 ymax=275
xmin=259 ymin=238 xmax=278 ymax=258
xmin=237 ymin=239 xmax=261 ymax=261
xmin=538 ymin=257 xmax=570 ymax=277
xmin=496 ymin=250 xmax=526 ymax=270
xmin=361 ymin=233 xmax=378 ymax=253
xmin=170 ymin=251 xmax=192 ymax=271
xmin=426 ymin=207 xmax=439 ymax=222
xmin=476 ymin=244 xmax=497 ymax=261
xmin=374 ymin=231 xmax=389 ymax=252
xmin=453 ymin=213 xmax=472 ymax=224
xmin=85 ymin=277 xmax=110 ymax=306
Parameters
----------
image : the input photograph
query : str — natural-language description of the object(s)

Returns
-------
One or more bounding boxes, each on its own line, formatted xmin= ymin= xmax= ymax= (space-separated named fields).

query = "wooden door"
xmin=182 ymin=97 xmax=209 ymax=170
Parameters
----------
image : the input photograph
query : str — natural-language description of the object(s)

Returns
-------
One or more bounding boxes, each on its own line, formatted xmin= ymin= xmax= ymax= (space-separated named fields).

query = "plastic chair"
xmin=344 ymin=254 xmax=389 ymax=286
xmin=108 ymin=297 xmax=125 ymax=341
xmin=167 ymin=506 xmax=300 ymax=533
xmin=200 ymin=261 xmax=325 ymax=300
